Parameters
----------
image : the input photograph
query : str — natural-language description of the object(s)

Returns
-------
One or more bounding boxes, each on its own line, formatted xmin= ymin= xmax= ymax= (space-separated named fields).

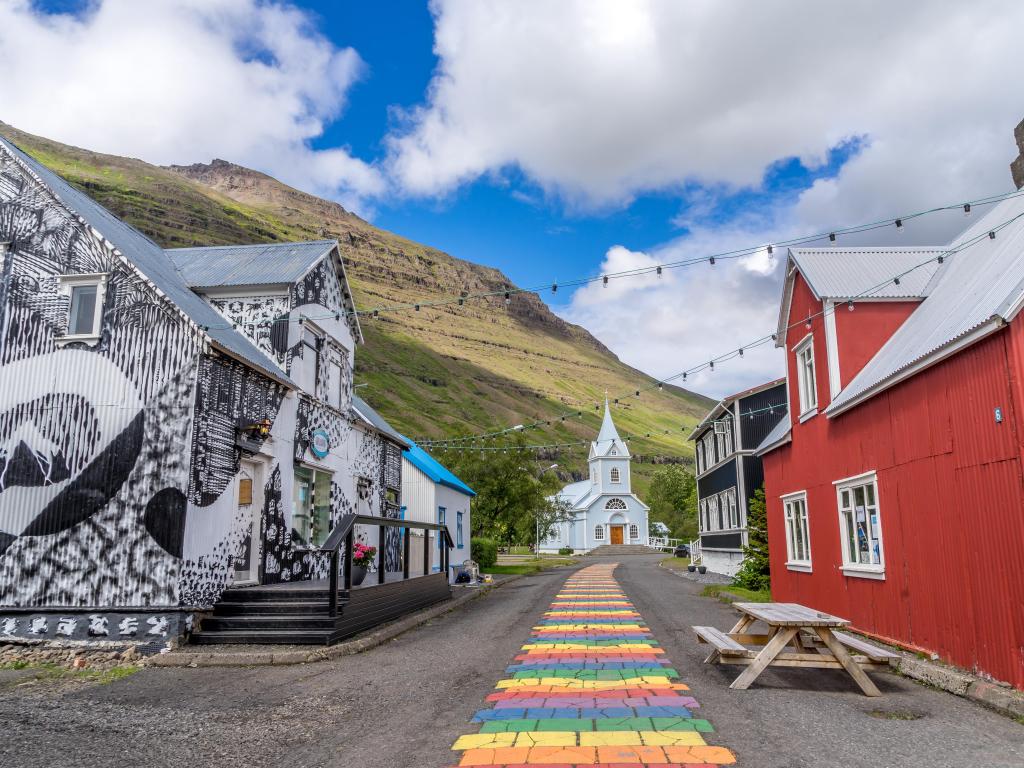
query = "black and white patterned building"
xmin=0 ymin=136 xmax=406 ymax=646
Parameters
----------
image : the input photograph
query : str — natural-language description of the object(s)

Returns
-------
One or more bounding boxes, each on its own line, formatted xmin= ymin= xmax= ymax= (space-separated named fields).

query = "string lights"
xmin=415 ymin=209 xmax=1024 ymax=449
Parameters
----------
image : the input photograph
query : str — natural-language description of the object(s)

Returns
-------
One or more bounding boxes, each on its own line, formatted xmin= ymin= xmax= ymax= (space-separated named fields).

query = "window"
xmin=629 ymin=524 xmax=639 ymax=540
xmin=438 ymin=507 xmax=446 ymax=550
xmin=723 ymin=418 xmax=734 ymax=455
xmin=594 ymin=525 xmax=605 ymax=540
xmin=605 ymin=498 xmax=627 ymax=510
xmin=299 ymin=325 xmax=321 ymax=392
xmin=457 ymin=511 xmax=464 ymax=548
xmin=699 ymin=498 xmax=707 ymax=531
xmin=702 ymin=433 xmax=715 ymax=469
xmin=326 ymin=359 xmax=343 ymax=409
xmin=610 ymin=467 xmax=621 ymax=483
xmin=794 ymin=335 xmax=818 ymax=416
xmin=695 ymin=443 xmax=704 ymax=474
xmin=60 ymin=274 xmax=107 ymax=340
xmin=835 ymin=472 xmax=884 ymax=576
xmin=782 ymin=492 xmax=811 ymax=569
xmin=292 ymin=467 xmax=331 ymax=546
xmin=724 ymin=488 xmax=739 ymax=529
xmin=715 ymin=425 xmax=727 ymax=462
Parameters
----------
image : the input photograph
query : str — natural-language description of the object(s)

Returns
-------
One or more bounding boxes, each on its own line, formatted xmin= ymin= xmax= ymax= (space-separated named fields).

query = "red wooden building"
xmin=756 ymin=192 xmax=1024 ymax=690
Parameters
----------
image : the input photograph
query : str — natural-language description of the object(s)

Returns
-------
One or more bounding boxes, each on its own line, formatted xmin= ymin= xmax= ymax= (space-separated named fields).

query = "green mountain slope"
xmin=0 ymin=122 xmax=714 ymax=495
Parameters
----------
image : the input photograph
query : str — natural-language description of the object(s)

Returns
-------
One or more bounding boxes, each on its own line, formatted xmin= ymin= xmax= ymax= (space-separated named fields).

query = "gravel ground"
xmin=0 ymin=556 xmax=1020 ymax=768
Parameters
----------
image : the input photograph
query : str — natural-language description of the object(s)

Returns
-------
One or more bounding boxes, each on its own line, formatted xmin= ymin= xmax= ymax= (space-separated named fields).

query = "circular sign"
xmin=310 ymin=429 xmax=331 ymax=459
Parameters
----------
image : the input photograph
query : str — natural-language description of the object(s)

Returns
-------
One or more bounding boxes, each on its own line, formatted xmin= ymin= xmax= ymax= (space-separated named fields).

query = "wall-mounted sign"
xmin=310 ymin=428 xmax=331 ymax=459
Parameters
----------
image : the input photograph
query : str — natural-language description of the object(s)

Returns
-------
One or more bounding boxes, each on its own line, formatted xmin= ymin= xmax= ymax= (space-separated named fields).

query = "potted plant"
xmin=350 ymin=542 xmax=376 ymax=586
xmin=687 ymin=563 xmax=697 ymax=572
xmin=697 ymin=565 xmax=707 ymax=574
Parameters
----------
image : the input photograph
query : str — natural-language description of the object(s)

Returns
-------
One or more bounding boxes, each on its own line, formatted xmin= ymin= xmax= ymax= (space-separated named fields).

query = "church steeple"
xmin=590 ymin=399 xmax=630 ymax=459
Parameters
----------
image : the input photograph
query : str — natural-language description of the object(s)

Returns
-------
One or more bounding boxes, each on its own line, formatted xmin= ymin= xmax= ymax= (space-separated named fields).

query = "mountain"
xmin=0 ymin=122 xmax=715 ymax=494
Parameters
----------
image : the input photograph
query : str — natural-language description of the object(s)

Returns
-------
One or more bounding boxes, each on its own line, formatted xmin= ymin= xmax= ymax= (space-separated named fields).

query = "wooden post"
xmin=423 ymin=528 xmax=431 ymax=575
xmin=403 ymin=525 xmax=411 ymax=579
xmin=378 ymin=524 xmax=386 ymax=584
xmin=328 ymin=548 xmax=339 ymax=618
xmin=343 ymin=529 xmax=353 ymax=591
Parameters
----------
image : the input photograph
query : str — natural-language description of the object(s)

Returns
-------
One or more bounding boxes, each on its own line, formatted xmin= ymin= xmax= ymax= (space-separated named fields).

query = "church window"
xmin=610 ymin=467 xmax=621 ymax=483
xmin=605 ymin=498 xmax=627 ymax=510
xmin=610 ymin=447 xmax=618 ymax=456
xmin=629 ymin=524 xmax=639 ymax=540
xmin=594 ymin=525 xmax=605 ymax=540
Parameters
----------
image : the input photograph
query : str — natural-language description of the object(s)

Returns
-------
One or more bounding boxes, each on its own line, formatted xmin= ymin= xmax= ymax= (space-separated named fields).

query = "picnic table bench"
xmin=693 ymin=602 xmax=898 ymax=696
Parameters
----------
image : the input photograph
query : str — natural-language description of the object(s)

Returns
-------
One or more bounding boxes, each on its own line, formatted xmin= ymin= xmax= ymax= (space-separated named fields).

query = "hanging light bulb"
xmin=738 ymin=348 xmax=744 ymax=357
xmin=709 ymin=361 xmax=714 ymax=370
xmin=504 ymin=291 xmax=511 ymax=305
xmin=767 ymin=244 xmax=774 ymax=256
xmin=657 ymin=382 xmax=663 ymax=390
xmin=895 ymin=218 xmax=903 ymax=232
xmin=805 ymin=319 xmax=812 ymax=330
xmin=635 ymin=390 xmax=640 ymax=397
xmin=603 ymin=275 xmax=609 ymax=287
xmin=937 ymin=255 xmax=944 ymax=264
xmin=829 ymin=232 xmax=837 ymax=242
xmin=847 ymin=300 xmax=855 ymax=311
xmin=373 ymin=309 xmax=380 ymax=318
xmin=552 ymin=283 xmax=557 ymax=293
xmin=415 ymin=304 xmax=420 ymax=311
xmin=989 ymin=231 xmax=996 ymax=240
xmin=963 ymin=202 xmax=971 ymax=216
xmin=709 ymin=256 xmax=716 ymax=265
xmin=893 ymin=276 xmax=901 ymax=285
xmin=656 ymin=266 xmax=663 ymax=277
xmin=682 ymin=372 xmax=687 ymax=381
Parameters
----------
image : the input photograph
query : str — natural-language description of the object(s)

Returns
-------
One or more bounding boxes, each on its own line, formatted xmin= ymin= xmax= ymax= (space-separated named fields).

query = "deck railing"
xmin=649 ymin=536 xmax=683 ymax=552
xmin=689 ymin=538 xmax=702 ymax=566
xmin=318 ymin=514 xmax=454 ymax=617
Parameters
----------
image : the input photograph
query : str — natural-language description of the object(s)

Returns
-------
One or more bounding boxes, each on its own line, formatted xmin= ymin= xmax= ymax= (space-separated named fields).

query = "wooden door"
xmin=610 ymin=525 xmax=624 ymax=545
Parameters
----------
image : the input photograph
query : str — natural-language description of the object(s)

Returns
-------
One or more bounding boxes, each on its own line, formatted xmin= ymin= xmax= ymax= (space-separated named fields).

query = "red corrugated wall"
xmin=764 ymin=273 xmax=1024 ymax=689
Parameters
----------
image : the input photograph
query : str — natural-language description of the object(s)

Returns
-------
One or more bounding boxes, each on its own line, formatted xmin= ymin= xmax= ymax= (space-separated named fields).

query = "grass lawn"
xmin=700 ymin=584 xmax=772 ymax=604
xmin=485 ymin=557 xmax=577 ymax=575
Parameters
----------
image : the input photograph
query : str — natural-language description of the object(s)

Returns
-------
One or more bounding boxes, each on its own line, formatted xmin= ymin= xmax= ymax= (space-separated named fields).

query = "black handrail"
xmin=316 ymin=513 xmax=455 ymax=617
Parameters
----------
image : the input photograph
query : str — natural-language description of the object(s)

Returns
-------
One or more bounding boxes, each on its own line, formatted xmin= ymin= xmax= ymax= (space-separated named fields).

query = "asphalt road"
xmin=0 ymin=555 xmax=1020 ymax=768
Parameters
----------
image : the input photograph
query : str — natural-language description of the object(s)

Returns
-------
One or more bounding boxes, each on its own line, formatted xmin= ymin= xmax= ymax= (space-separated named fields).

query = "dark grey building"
xmin=688 ymin=379 xmax=787 ymax=576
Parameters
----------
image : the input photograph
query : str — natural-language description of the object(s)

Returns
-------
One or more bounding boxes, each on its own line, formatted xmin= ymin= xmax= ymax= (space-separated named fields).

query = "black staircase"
xmin=192 ymin=514 xmax=455 ymax=645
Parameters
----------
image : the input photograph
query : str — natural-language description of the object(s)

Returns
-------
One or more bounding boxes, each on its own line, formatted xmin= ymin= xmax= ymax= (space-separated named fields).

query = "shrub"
xmin=472 ymin=537 xmax=498 ymax=568
xmin=733 ymin=486 xmax=771 ymax=592
xmin=558 ymin=547 xmax=574 ymax=555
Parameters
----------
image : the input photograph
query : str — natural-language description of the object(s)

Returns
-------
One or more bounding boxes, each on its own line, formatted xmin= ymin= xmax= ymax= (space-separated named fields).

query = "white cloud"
xmin=390 ymin=0 xmax=1023 ymax=212
xmin=394 ymin=0 xmax=1024 ymax=395
xmin=0 ymin=0 xmax=385 ymax=212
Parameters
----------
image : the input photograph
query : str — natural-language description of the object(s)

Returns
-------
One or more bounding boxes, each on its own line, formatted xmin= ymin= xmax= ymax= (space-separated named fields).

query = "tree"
xmin=646 ymin=464 xmax=699 ymax=540
xmin=436 ymin=436 xmax=563 ymax=546
xmin=733 ymin=486 xmax=771 ymax=592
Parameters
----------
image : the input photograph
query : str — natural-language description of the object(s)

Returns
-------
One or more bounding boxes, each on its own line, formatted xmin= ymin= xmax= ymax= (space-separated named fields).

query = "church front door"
xmin=610 ymin=526 xmax=624 ymax=545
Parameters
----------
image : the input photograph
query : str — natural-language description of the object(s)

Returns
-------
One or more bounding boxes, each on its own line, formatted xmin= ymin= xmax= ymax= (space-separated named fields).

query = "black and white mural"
xmin=208 ymin=295 xmax=290 ymax=366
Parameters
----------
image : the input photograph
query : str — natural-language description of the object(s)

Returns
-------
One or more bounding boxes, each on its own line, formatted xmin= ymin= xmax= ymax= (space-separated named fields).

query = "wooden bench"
xmin=693 ymin=625 xmax=749 ymax=663
xmin=832 ymin=630 xmax=900 ymax=664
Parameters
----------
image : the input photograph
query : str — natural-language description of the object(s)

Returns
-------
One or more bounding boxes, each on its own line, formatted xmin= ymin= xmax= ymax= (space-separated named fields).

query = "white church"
xmin=541 ymin=401 xmax=650 ymax=553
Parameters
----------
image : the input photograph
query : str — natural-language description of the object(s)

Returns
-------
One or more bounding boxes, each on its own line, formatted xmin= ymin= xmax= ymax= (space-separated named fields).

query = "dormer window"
xmin=794 ymin=334 xmax=818 ymax=418
xmin=610 ymin=447 xmax=617 ymax=456
xmin=610 ymin=467 xmax=621 ymax=483
xmin=58 ymin=274 xmax=107 ymax=344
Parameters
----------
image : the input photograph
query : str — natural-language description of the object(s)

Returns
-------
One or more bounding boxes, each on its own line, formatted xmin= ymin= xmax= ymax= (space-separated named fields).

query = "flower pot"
xmin=697 ymin=565 xmax=707 ymax=574
xmin=687 ymin=564 xmax=696 ymax=572
xmin=351 ymin=564 xmax=367 ymax=586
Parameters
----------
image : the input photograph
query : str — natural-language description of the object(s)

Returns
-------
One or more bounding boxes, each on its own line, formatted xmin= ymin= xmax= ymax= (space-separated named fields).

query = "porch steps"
xmin=587 ymin=544 xmax=661 ymax=556
xmin=191 ymin=573 xmax=452 ymax=646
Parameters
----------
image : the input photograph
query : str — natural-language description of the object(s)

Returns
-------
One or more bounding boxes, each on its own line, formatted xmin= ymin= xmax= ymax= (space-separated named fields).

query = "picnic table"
xmin=693 ymin=602 xmax=899 ymax=697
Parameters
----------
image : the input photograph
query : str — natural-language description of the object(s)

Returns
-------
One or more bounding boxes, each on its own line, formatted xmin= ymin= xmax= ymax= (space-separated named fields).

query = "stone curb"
xmin=149 ymin=574 xmax=527 ymax=668
xmin=893 ymin=655 xmax=1024 ymax=719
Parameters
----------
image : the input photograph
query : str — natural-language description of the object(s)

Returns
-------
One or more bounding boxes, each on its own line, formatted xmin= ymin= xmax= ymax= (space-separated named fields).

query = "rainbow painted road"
xmin=448 ymin=563 xmax=736 ymax=767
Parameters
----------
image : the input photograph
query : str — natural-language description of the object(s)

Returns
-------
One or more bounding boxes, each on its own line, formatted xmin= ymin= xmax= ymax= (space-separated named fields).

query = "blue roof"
xmin=402 ymin=439 xmax=476 ymax=497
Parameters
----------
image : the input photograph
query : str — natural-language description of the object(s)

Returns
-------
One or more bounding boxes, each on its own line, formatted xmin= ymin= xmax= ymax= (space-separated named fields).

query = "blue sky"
xmin=9 ymin=1 xmax=1023 ymax=395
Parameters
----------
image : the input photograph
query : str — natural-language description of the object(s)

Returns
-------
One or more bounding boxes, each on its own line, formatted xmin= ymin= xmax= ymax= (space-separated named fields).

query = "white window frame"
xmin=781 ymin=491 xmax=812 ymax=572
xmin=725 ymin=488 xmax=739 ymax=529
xmin=702 ymin=433 xmax=715 ymax=470
xmin=628 ymin=523 xmax=639 ymax=540
xmin=609 ymin=467 xmax=621 ymax=483
xmin=834 ymin=471 xmax=885 ymax=579
xmin=57 ymin=273 xmax=107 ymax=345
xmin=594 ymin=524 xmax=605 ymax=541
xmin=793 ymin=333 xmax=818 ymax=420
xmin=698 ymin=498 xmax=706 ymax=532
xmin=695 ymin=443 xmax=704 ymax=474
xmin=723 ymin=418 xmax=734 ymax=456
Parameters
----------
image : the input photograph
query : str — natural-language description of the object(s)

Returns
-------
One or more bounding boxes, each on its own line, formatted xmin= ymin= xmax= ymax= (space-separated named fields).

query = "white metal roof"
xmin=827 ymin=193 xmax=1024 ymax=415
xmin=791 ymin=247 xmax=943 ymax=300
xmin=754 ymin=416 xmax=791 ymax=456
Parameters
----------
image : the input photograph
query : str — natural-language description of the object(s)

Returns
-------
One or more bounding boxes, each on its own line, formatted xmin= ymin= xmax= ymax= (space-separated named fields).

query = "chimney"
xmin=1013 ymin=118 xmax=1024 ymax=190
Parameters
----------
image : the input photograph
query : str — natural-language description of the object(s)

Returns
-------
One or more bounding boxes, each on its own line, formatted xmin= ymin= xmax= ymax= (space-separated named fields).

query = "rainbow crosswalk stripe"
xmin=447 ymin=563 xmax=736 ymax=766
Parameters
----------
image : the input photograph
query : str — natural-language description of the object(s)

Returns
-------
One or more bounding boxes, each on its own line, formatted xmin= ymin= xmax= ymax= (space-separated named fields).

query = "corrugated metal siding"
xmin=697 ymin=460 xmax=737 ymax=497
xmin=167 ymin=241 xmax=336 ymax=288
xmin=792 ymin=247 xmax=942 ymax=299
xmin=738 ymin=384 xmax=787 ymax=450
xmin=741 ymin=455 xmax=764 ymax=508
xmin=764 ymin=319 xmax=1024 ymax=689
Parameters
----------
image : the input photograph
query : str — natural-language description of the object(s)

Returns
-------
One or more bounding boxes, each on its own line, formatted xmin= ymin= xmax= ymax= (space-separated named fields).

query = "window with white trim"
xmin=702 ymin=433 xmax=715 ymax=468
xmin=723 ymin=418 xmax=733 ymax=456
xmin=782 ymin=492 xmax=811 ymax=567
xmin=299 ymin=325 xmax=321 ymax=392
xmin=594 ymin=524 xmax=605 ymax=540
xmin=695 ymin=443 xmax=704 ymax=474
xmin=698 ymin=498 xmax=706 ymax=531
xmin=60 ymin=274 xmax=107 ymax=340
xmin=609 ymin=467 xmax=621 ymax=483
xmin=629 ymin=523 xmax=639 ymax=540
xmin=794 ymin=335 xmax=817 ymax=415
xmin=836 ymin=473 xmax=884 ymax=573
xmin=724 ymin=488 xmax=739 ymax=529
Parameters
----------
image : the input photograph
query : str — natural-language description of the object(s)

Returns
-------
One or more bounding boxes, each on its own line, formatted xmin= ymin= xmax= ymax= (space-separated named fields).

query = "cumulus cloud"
xmin=390 ymin=0 xmax=1023 ymax=212
xmin=0 ymin=0 xmax=384 ymax=212
xmin=391 ymin=0 xmax=1024 ymax=394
